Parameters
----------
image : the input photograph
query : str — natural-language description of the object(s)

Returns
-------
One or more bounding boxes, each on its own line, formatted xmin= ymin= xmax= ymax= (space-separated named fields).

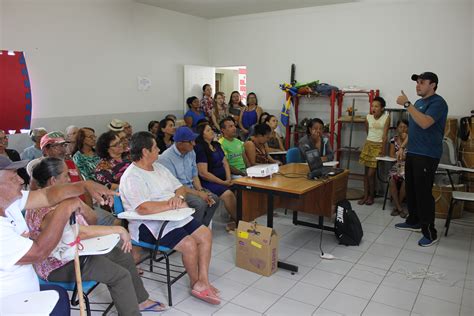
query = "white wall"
xmin=1 ymin=0 xmax=472 ymax=139
xmin=1 ymin=0 xmax=209 ymax=133
xmin=216 ymin=68 xmax=239 ymax=99
xmin=209 ymin=0 xmax=472 ymax=118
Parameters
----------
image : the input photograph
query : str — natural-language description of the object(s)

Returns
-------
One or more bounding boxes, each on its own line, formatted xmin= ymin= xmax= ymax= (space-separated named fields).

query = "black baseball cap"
xmin=0 ymin=156 xmax=29 ymax=171
xmin=411 ymin=72 xmax=438 ymax=84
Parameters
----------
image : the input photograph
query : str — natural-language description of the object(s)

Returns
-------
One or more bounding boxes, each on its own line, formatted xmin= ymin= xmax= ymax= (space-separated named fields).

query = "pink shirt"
xmin=200 ymin=95 xmax=214 ymax=118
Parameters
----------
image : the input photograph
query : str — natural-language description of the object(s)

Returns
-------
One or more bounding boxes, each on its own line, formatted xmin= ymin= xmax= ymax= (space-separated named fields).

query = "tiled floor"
xmin=80 ymin=199 xmax=474 ymax=315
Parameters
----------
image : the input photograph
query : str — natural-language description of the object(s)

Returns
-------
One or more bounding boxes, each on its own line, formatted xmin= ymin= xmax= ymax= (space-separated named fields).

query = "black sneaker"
xmin=394 ymin=222 xmax=421 ymax=232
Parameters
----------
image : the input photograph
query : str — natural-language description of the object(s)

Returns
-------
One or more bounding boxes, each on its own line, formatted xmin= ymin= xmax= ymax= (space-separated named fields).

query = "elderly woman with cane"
xmin=0 ymin=155 xmax=111 ymax=315
xmin=25 ymin=157 xmax=167 ymax=315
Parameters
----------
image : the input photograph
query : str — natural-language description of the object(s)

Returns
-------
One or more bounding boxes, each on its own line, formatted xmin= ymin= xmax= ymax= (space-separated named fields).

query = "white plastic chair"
xmin=38 ymin=234 xmax=120 ymax=316
xmin=438 ymin=163 xmax=474 ymax=236
xmin=0 ymin=290 xmax=59 ymax=316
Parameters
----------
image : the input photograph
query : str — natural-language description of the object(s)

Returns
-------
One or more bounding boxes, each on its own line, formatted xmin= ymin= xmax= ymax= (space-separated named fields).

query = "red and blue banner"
xmin=0 ymin=51 xmax=32 ymax=132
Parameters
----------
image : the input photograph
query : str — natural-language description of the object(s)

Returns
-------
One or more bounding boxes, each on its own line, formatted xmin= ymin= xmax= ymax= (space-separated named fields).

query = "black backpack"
xmin=334 ymin=199 xmax=363 ymax=246
xmin=459 ymin=116 xmax=472 ymax=141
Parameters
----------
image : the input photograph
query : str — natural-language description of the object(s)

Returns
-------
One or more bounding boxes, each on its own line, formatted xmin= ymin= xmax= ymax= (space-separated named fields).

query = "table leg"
xmin=266 ymin=192 xmax=298 ymax=273
xmin=236 ymin=188 xmax=242 ymax=223
xmin=267 ymin=192 xmax=274 ymax=228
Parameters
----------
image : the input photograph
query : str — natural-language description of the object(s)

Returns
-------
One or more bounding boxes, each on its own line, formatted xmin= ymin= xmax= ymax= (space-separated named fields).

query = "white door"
xmin=183 ymin=65 xmax=215 ymax=114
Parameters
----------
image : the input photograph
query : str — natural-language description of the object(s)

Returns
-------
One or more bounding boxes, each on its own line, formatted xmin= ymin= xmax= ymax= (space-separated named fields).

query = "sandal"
xmin=365 ymin=197 xmax=374 ymax=205
xmin=390 ymin=208 xmax=400 ymax=216
xmin=358 ymin=198 xmax=367 ymax=205
xmin=226 ymin=222 xmax=236 ymax=233
xmin=399 ymin=209 xmax=408 ymax=218
xmin=140 ymin=301 xmax=168 ymax=312
xmin=191 ymin=288 xmax=221 ymax=305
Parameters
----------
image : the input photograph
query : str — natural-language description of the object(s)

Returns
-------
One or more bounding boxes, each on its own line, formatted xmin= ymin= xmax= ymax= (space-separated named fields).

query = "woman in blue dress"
xmin=239 ymin=92 xmax=263 ymax=139
xmin=184 ymin=96 xmax=206 ymax=131
xmin=195 ymin=121 xmax=236 ymax=230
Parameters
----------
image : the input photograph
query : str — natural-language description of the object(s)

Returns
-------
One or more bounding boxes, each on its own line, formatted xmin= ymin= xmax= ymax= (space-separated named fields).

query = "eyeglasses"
xmin=0 ymin=136 xmax=8 ymax=142
xmin=110 ymin=142 xmax=123 ymax=148
xmin=49 ymin=143 xmax=68 ymax=148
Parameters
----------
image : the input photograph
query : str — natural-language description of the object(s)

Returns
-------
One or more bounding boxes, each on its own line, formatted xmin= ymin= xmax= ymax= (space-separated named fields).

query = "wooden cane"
xmin=71 ymin=213 xmax=86 ymax=316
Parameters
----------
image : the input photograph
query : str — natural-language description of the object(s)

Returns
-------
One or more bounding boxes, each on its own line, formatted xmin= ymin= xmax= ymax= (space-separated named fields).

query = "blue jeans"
xmin=40 ymin=284 xmax=70 ymax=315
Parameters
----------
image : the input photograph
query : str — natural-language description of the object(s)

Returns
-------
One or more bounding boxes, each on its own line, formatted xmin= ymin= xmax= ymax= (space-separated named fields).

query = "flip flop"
xmin=140 ymin=301 xmax=168 ymax=312
xmin=191 ymin=288 xmax=221 ymax=305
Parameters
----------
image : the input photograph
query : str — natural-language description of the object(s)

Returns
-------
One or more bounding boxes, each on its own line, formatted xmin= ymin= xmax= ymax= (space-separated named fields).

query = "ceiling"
xmin=135 ymin=0 xmax=356 ymax=19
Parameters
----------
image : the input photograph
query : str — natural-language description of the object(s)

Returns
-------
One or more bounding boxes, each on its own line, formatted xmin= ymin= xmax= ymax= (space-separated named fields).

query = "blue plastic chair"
xmin=113 ymin=194 xmax=186 ymax=306
xmin=286 ymin=147 xmax=303 ymax=163
xmin=38 ymin=278 xmax=112 ymax=316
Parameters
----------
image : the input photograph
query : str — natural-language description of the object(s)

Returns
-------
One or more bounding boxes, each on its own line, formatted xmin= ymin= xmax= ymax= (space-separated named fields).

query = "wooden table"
xmin=233 ymin=163 xmax=349 ymax=227
xmin=233 ymin=164 xmax=349 ymax=272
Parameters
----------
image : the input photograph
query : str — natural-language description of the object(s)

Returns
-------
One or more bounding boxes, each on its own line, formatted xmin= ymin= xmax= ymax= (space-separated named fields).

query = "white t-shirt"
xmin=119 ymin=162 xmax=192 ymax=242
xmin=366 ymin=112 xmax=389 ymax=142
xmin=0 ymin=191 xmax=40 ymax=299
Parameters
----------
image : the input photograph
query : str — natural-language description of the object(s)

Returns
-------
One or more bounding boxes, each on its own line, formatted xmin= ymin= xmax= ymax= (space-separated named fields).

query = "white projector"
xmin=246 ymin=164 xmax=279 ymax=178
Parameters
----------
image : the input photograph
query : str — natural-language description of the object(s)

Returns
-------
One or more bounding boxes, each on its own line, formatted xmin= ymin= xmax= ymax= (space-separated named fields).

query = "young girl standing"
xmin=358 ymin=96 xmax=390 ymax=205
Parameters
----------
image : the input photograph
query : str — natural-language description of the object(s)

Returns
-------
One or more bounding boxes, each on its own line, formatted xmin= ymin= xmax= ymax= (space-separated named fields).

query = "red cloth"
xmin=65 ymin=159 xmax=86 ymax=202
xmin=0 ymin=51 xmax=32 ymax=132
xmin=65 ymin=159 xmax=81 ymax=183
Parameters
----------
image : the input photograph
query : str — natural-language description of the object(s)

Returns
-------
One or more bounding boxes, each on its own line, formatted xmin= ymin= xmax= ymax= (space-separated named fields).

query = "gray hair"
xmin=29 ymin=128 xmax=47 ymax=142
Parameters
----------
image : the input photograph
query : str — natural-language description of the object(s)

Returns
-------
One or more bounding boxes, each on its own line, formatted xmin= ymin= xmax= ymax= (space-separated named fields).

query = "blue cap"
xmin=174 ymin=126 xmax=198 ymax=142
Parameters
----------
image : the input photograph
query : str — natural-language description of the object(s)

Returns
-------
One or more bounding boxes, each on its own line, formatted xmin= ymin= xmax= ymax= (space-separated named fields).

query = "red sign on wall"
xmin=0 ymin=51 xmax=32 ymax=132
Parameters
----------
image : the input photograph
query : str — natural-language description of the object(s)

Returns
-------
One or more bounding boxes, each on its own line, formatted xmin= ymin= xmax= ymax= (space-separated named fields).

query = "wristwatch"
xmin=403 ymin=101 xmax=411 ymax=109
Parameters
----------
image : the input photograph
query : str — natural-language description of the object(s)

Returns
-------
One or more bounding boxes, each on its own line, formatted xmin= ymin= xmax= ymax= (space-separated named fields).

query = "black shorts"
xmin=138 ymin=218 xmax=202 ymax=249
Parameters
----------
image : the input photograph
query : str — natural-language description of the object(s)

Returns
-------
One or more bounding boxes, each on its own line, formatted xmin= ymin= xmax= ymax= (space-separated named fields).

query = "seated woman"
xmin=72 ymin=127 xmax=100 ymax=180
xmin=195 ymin=122 xmax=237 ymax=231
xmin=211 ymin=92 xmax=228 ymax=132
xmin=120 ymin=131 xmax=220 ymax=305
xmin=389 ymin=119 xmax=409 ymax=218
xmin=21 ymin=128 xmax=47 ymax=161
xmin=165 ymin=114 xmax=177 ymax=122
xmin=247 ymin=111 xmax=269 ymax=138
xmin=239 ymin=92 xmax=263 ymax=139
xmin=156 ymin=118 xmax=175 ymax=153
xmin=0 ymin=129 xmax=29 ymax=185
xmin=200 ymin=84 xmax=214 ymax=120
xmin=117 ymin=130 xmax=131 ymax=161
xmin=264 ymin=115 xmax=285 ymax=152
xmin=184 ymin=96 xmax=206 ymax=131
xmin=25 ymin=157 xmax=167 ymax=314
xmin=95 ymin=131 xmax=131 ymax=190
xmin=148 ymin=120 xmax=160 ymax=138
xmin=244 ymin=123 xmax=281 ymax=166
xmin=298 ymin=118 xmax=334 ymax=162
xmin=228 ymin=91 xmax=244 ymax=124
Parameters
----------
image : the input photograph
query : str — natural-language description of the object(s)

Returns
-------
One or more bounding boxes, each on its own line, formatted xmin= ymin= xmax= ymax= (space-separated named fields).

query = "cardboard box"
xmin=236 ymin=221 xmax=279 ymax=277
